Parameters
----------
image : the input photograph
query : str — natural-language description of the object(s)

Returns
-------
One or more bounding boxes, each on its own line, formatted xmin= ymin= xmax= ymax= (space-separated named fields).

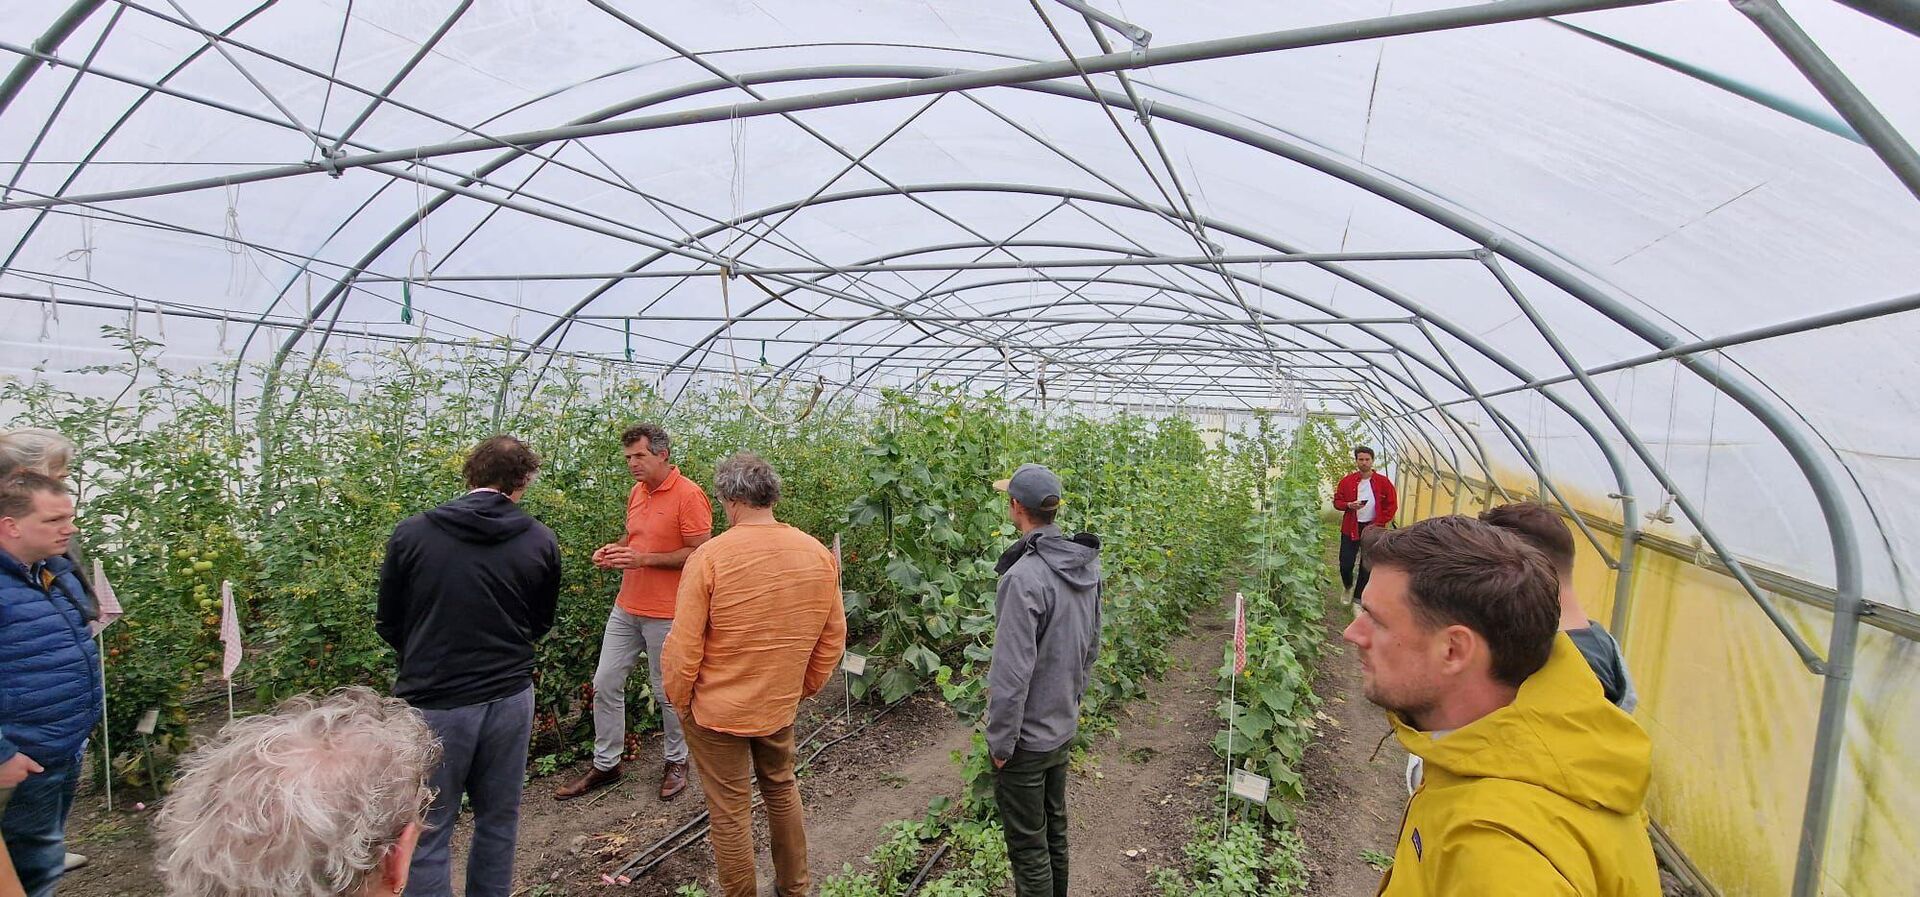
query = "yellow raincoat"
xmin=1376 ymin=634 xmax=1659 ymax=896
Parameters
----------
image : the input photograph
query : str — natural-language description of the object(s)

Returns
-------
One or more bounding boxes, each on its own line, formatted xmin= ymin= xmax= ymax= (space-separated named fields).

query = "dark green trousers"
xmin=994 ymin=743 xmax=1072 ymax=897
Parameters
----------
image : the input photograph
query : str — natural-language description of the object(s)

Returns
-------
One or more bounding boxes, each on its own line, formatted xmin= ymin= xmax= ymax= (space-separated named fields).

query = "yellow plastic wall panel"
xmin=1824 ymin=621 xmax=1920 ymax=897
xmin=1630 ymin=550 xmax=1819 ymax=897
xmin=1394 ymin=470 xmax=1920 ymax=897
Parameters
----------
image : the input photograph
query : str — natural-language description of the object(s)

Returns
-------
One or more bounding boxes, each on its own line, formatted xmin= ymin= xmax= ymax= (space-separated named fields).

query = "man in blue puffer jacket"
xmin=0 ymin=472 xmax=101 ymax=897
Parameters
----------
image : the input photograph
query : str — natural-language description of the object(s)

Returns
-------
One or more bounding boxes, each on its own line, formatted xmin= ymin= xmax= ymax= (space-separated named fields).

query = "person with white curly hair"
xmin=152 ymin=687 xmax=440 ymax=897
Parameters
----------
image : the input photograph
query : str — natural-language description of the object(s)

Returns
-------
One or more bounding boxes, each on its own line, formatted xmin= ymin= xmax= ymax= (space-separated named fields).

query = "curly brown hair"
xmin=462 ymin=435 xmax=541 ymax=492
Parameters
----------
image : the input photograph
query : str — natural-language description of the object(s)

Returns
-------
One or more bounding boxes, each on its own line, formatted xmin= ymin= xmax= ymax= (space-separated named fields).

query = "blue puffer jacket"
xmin=0 ymin=547 xmax=103 ymax=766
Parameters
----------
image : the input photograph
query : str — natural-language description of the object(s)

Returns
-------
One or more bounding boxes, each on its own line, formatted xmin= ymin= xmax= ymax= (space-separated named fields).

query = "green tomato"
xmin=193 ymin=561 xmax=214 ymax=572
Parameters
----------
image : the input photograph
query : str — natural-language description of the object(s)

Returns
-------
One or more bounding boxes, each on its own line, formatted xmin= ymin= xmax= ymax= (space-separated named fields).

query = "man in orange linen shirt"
xmin=663 ymin=453 xmax=846 ymax=897
xmin=556 ymin=424 xmax=711 ymax=803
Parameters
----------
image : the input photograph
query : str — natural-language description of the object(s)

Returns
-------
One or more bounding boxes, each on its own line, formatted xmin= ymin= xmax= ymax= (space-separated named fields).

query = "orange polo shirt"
xmin=614 ymin=467 xmax=713 ymax=619
xmin=661 ymin=521 xmax=848 ymax=737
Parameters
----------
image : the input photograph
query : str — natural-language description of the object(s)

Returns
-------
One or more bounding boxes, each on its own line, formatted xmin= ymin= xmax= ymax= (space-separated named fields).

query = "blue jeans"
xmin=408 ymin=687 xmax=535 ymax=897
xmin=2 ymin=752 xmax=81 ymax=897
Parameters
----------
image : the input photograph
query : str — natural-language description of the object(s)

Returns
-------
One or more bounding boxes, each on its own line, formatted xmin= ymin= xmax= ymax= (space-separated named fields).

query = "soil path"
xmin=1066 ymin=593 xmax=1234 ymax=897
xmin=53 ymin=670 xmax=972 ymax=897
xmin=55 ymin=593 xmax=1296 ymax=897
xmin=1293 ymin=584 xmax=1410 ymax=897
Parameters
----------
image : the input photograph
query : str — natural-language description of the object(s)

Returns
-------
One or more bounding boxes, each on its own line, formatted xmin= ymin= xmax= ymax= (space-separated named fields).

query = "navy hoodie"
xmin=376 ymin=490 xmax=561 ymax=709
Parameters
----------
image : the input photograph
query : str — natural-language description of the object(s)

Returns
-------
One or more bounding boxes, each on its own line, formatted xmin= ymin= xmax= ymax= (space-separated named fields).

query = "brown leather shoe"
xmin=659 ymin=760 xmax=689 ymax=801
xmin=555 ymin=763 xmax=623 ymax=801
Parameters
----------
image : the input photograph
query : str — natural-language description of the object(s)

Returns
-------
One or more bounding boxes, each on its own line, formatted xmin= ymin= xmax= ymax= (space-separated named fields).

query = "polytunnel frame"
xmin=7 ymin=1 xmax=1918 ymax=893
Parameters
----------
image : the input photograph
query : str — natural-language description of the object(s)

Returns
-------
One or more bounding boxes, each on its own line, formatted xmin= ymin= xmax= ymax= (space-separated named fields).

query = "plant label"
xmin=1230 ymin=769 xmax=1270 ymax=805
xmin=136 ymin=708 xmax=160 ymax=735
xmin=841 ymin=652 xmax=868 ymax=677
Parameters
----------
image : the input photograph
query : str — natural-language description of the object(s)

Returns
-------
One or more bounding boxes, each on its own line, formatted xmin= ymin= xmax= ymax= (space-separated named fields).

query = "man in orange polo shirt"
xmin=556 ymin=424 xmax=712 ymax=802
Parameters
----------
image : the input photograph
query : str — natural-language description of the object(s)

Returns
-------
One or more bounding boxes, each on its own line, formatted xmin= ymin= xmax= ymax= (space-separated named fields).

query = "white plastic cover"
xmin=3 ymin=0 xmax=1919 ymax=615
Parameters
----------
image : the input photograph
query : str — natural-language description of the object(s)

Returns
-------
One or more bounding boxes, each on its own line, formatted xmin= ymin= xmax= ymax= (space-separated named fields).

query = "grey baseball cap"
xmin=993 ymin=463 xmax=1063 ymax=511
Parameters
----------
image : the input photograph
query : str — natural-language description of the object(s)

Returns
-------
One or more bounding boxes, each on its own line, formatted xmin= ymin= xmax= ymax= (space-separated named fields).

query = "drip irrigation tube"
xmin=601 ymin=688 xmax=920 ymax=884
xmin=904 ymin=839 xmax=953 ymax=895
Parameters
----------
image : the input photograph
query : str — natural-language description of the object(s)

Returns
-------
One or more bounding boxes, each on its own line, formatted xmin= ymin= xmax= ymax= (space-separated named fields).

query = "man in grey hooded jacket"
xmin=987 ymin=463 xmax=1102 ymax=897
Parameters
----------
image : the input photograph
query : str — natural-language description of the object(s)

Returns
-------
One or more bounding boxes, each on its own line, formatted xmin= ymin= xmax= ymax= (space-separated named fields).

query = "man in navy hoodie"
xmin=377 ymin=435 xmax=561 ymax=897
xmin=0 ymin=472 xmax=100 ymax=897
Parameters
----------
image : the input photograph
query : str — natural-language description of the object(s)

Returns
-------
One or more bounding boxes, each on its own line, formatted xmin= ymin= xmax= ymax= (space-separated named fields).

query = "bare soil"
xmin=48 ymin=588 xmax=1355 ymax=897
xmin=54 ymin=671 xmax=974 ymax=897
xmin=1065 ymin=596 xmax=1233 ymax=897
xmin=1293 ymin=592 xmax=1409 ymax=897
xmin=62 ymin=571 xmax=1714 ymax=897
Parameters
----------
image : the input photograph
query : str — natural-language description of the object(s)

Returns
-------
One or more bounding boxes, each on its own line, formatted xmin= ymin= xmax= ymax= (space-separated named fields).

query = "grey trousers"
xmin=410 ymin=686 xmax=534 ymax=897
xmin=592 ymin=607 xmax=686 ymax=770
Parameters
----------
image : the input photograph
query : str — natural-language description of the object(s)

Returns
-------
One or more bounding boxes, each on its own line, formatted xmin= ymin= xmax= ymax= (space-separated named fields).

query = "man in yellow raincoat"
xmin=1345 ymin=516 xmax=1658 ymax=897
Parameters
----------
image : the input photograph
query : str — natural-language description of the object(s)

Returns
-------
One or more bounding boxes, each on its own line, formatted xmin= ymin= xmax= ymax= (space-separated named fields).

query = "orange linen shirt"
xmin=614 ymin=467 xmax=713 ymax=619
xmin=662 ymin=521 xmax=848 ymax=737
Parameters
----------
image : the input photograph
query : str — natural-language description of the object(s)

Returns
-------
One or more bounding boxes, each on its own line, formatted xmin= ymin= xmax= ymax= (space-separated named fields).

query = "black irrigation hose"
xmin=904 ymin=839 xmax=953 ymax=895
xmin=799 ymin=691 xmax=913 ymax=768
xmin=602 ymin=688 xmax=921 ymax=885
xmin=602 ymin=702 xmax=856 ymax=882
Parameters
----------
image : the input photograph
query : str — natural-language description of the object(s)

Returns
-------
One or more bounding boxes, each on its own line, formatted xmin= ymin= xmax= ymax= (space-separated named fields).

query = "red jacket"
xmin=1332 ymin=471 xmax=1397 ymax=540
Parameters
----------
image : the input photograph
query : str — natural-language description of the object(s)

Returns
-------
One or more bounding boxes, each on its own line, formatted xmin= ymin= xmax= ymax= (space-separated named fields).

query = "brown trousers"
xmin=681 ymin=717 xmax=808 ymax=897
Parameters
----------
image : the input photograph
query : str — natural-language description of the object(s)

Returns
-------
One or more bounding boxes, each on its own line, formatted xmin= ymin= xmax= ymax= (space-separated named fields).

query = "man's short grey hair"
xmin=714 ymin=452 xmax=781 ymax=508
xmin=0 ymin=427 xmax=77 ymax=477
xmin=154 ymin=687 xmax=441 ymax=897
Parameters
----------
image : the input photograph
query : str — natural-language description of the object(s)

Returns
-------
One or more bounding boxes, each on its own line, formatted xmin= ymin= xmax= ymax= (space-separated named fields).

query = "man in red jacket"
xmin=1333 ymin=445 xmax=1397 ymax=604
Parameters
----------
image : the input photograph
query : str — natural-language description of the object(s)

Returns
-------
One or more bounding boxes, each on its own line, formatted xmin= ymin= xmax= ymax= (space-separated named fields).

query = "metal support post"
xmin=1480 ymin=253 xmax=1824 ymax=672
xmin=1734 ymin=0 xmax=1920 ymax=202
xmin=1051 ymin=0 xmax=1151 ymax=47
xmin=0 ymin=0 xmax=1673 ymax=211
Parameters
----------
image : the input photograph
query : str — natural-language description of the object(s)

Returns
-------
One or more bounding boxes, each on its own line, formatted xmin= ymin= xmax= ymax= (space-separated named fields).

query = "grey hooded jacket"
xmin=987 ymin=524 xmax=1103 ymax=760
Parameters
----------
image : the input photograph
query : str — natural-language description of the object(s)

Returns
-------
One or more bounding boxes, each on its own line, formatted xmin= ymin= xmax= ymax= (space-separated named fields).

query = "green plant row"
xmin=819 ymin=812 xmax=1011 ymax=897
xmin=5 ymin=333 xmax=877 ymax=786
xmin=1144 ymin=418 xmax=1344 ymax=897
xmin=817 ymin=402 xmax=1337 ymax=895
xmin=1151 ymin=819 xmax=1309 ymax=897
xmin=1214 ymin=417 xmax=1337 ymax=823
xmin=2 ymin=331 xmax=1292 ymax=799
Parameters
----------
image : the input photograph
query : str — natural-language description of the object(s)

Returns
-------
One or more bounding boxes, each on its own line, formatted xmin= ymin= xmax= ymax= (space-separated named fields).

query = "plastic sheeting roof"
xmin=3 ymin=0 xmax=1919 ymax=623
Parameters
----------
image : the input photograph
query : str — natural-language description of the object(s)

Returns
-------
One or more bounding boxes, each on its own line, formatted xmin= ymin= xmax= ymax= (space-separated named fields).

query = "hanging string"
xmin=1647 ymin=362 xmax=1683 ymax=524
xmin=728 ymin=106 xmax=747 ymax=228
xmin=719 ymin=271 xmax=822 ymax=426
xmin=223 ymin=183 xmax=247 ymax=296
xmin=1536 ymin=389 xmax=1551 ymax=499
xmin=411 ymin=155 xmax=433 ymax=286
xmin=64 ymin=216 xmax=96 ymax=282
xmin=403 ymin=156 xmax=431 ymax=324
xmin=1697 ymin=364 xmax=1723 ymax=528
xmin=509 ymin=282 xmax=523 ymax=343
xmin=624 ymin=317 xmax=634 ymax=362
xmin=217 ymin=309 xmax=229 ymax=351
xmin=39 ymin=284 xmax=58 ymax=341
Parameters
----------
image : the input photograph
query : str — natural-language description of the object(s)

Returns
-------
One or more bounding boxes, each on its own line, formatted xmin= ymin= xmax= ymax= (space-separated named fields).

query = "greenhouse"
xmin=2 ymin=1 xmax=1917 ymax=895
